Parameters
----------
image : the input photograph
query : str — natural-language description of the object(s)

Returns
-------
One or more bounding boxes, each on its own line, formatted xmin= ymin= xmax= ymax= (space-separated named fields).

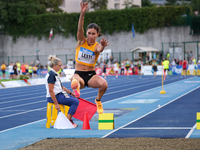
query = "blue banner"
xmin=132 ymin=23 xmax=135 ymax=38
xmin=37 ymin=69 xmax=48 ymax=75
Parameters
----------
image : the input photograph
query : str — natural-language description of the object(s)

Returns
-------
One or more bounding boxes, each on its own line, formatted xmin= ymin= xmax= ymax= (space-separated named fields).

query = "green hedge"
xmin=2 ymin=5 xmax=192 ymax=40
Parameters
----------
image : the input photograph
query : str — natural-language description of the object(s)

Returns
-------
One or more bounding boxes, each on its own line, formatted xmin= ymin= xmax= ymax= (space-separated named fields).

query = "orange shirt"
xmin=1 ymin=64 xmax=6 ymax=70
xmin=21 ymin=65 xmax=26 ymax=73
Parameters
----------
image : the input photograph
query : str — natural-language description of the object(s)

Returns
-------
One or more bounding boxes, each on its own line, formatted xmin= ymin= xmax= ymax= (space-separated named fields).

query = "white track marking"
xmin=102 ymin=85 xmax=200 ymax=138
xmin=185 ymin=124 xmax=197 ymax=138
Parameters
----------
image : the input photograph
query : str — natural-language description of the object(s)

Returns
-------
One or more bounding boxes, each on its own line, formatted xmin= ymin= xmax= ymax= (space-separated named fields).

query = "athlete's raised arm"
xmin=77 ymin=2 xmax=88 ymax=46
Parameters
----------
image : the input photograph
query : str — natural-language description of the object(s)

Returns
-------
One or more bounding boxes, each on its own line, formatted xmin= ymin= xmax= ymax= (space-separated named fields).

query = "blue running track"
xmin=0 ymin=75 xmax=200 ymax=150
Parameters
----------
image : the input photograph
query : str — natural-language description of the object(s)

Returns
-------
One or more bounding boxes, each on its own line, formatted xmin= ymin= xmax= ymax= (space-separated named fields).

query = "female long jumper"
xmin=71 ymin=2 xmax=109 ymax=114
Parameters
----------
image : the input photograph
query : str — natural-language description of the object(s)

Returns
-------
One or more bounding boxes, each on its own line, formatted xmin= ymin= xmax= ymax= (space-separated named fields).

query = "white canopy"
xmin=131 ymin=47 xmax=159 ymax=53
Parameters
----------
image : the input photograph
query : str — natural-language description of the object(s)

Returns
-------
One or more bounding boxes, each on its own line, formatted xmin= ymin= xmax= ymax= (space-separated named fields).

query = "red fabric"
xmin=73 ymin=98 xmax=97 ymax=121
xmin=182 ymin=61 xmax=187 ymax=69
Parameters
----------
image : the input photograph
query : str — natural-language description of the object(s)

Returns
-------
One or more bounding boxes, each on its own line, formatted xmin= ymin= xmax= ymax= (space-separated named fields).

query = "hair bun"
xmin=48 ymin=55 xmax=56 ymax=61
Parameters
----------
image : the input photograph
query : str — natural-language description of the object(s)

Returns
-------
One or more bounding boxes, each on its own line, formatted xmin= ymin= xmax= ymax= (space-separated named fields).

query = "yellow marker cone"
xmin=197 ymin=112 xmax=200 ymax=130
xmin=98 ymin=113 xmax=114 ymax=130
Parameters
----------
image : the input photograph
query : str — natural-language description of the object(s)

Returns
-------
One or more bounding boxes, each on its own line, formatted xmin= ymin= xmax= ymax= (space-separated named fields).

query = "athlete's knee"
xmin=100 ymin=80 xmax=108 ymax=90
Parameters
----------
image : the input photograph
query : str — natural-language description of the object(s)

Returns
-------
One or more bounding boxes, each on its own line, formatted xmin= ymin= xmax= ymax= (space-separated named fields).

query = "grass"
xmin=0 ymin=78 xmax=19 ymax=82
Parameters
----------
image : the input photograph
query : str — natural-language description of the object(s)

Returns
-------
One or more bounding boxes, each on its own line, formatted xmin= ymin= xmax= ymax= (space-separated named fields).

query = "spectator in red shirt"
xmin=182 ymin=58 xmax=187 ymax=77
xmin=179 ymin=60 xmax=182 ymax=65
xmin=21 ymin=63 xmax=26 ymax=75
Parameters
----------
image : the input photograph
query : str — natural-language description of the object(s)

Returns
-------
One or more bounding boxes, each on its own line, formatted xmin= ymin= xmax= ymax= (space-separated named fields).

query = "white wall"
xmin=0 ymin=26 xmax=200 ymax=64
xmin=60 ymin=0 xmax=141 ymax=13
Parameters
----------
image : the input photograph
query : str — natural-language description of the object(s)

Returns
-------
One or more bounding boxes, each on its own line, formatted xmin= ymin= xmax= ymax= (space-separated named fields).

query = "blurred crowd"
xmin=1 ymin=51 xmax=199 ymax=80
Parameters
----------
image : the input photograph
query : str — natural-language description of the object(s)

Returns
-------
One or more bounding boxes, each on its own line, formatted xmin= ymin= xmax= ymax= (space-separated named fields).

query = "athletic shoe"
xmin=95 ymin=99 xmax=104 ymax=114
xmin=71 ymin=78 xmax=80 ymax=98
xmin=70 ymin=120 xmax=78 ymax=128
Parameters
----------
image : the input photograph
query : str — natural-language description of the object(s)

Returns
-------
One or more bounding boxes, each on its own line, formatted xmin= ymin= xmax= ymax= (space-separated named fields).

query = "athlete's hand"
xmin=101 ymin=38 xmax=109 ymax=48
xmin=80 ymin=2 xmax=88 ymax=13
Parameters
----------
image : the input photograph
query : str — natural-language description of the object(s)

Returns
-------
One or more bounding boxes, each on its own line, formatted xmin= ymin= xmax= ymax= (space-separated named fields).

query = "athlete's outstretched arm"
xmin=77 ymin=2 xmax=88 ymax=45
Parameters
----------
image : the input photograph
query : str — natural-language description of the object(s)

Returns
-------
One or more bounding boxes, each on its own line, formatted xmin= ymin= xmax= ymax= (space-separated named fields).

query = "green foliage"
xmin=0 ymin=5 xmax=191 ymax=40
xmin=142 ymin=0 xmax=155 ymax=7
xmin=165 ymin=0 xmax=178 ymax=6
xmin=39 ymin=0 xmax=64 ymax=13
xmin=191 ymin=16 xmax=200 ymax=35
xmin=18 ymin=75 xmax=29 ymax=80
xmin=191 ymin=0 xmax=200 ymax=12
xmin=84 ymin=0 xmax=108 ymax=11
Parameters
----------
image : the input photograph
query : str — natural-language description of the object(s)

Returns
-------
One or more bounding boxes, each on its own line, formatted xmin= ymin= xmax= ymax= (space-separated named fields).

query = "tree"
xmin=165 ymin=0 xmax=178 ymax=6
xmin=142 ymin=0 xmax=155 ymax=7
xmin=191 ymin=0 xmax=200 ymax=13
xmin=123 ymin=0 xmax=133 ymax=9
xmin=0 ymin=0 xmax=46 ymax=24
xmin=83 ymin=0 xmax=108 ymax=11
xmin=39 ymin=0 xmax=64 ymax=13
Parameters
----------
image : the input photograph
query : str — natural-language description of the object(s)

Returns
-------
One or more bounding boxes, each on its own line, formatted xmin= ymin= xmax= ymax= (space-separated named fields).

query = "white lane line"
xmin=0 ymin=96 xmax=45 ymax=105
xmin=0 ymin=91 xmax=45 ymax=99
xmin=121 ymin=127 xmax=192 ymax=130
xmin=0 ymin=107 xmax=46 ymax=119
xmin=185 ymin=124 xmax=197 ymax=138
xmin=0 ymin=76 xmax=192 ymax=133
xmin=0 ymin=100 xmax=46 ymax=110
xmin=0 ymin=119 xmax=46 ymax=134
xmin=0 ymin=77 xmax=165 ymax=105
xmin=102 ymin=85 xmax=200 ymax=138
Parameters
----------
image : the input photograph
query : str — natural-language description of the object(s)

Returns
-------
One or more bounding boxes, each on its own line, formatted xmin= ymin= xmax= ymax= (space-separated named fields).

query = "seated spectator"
xmin=45 ymin=55 xmax=79 ymax=127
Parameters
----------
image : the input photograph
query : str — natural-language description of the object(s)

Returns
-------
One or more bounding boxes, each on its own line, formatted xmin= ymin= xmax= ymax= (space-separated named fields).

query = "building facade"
xmin=60 ymin=0 xmax=141 ymax=13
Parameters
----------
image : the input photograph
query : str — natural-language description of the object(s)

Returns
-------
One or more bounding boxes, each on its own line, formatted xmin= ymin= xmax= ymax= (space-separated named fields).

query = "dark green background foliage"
xmin=0 ymin=2 xmax=191 ymax=40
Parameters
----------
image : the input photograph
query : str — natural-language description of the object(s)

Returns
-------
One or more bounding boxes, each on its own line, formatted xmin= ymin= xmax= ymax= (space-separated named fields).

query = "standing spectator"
xmin=1 ymin=62 xmax=6 ymax=79
xmin=146 ymin=53 xmax=150 ymax=64
xmin=191 ymin=57 xmax=196 ymax=65
xmin=125 ymin=58 xmax=131 ymax=78
xmin=120 ymin=61 xmax=125 ymax=75
xmin=28 ymin=64 xmax=33 ymax=78
xmin=33 ymin=65 xmax=38 ymax=78
xmin=24 ymin=62 xmax=29 ymax=75
xmin=16 ymin=60 xmax=21 ymax=75
xmin=152 ymin=59 xmax=158 ymax=78
xmin=197 ymin=58 xmax=200 ymax=65
xmin=8 ymin=62 xmax=14 ymax=79
xmin=162 ymin=58 xmax=170 ymax=78
xmin=159 ymin=52 xmax=163 ymax=64
xmin=21 ymin=63 xmax=26 ymax=75
xmin=190 ymin=51 xmax=193 ymax=61
xmin=131 ymin=61 xmax=135 ymax=75
xmin=137 ymin=58 xmax=143 ymax=78
xmin=167 ymin=52 xmax=170 ymax=60
xmin=109 ymin=55 xmax=113 ymax=64
xmin=179 ymin=59 xmax=183 ymax=65
xmin=176 ymin=59 xmax=180 ymax=65
xmin=105 ymin=53 xmax=109 ymax=64
xmin=13 ymin=62 xmax=18 ymax=79
xmin=113 ymin=61 xmax=119 ymax=79
xmin=102 ymin=62 xmax=107 ymax=79
xmin=182 ymin=58 xmax=187 ymax=77
xmin=171 ymin=59 xmax=176 ymax=66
